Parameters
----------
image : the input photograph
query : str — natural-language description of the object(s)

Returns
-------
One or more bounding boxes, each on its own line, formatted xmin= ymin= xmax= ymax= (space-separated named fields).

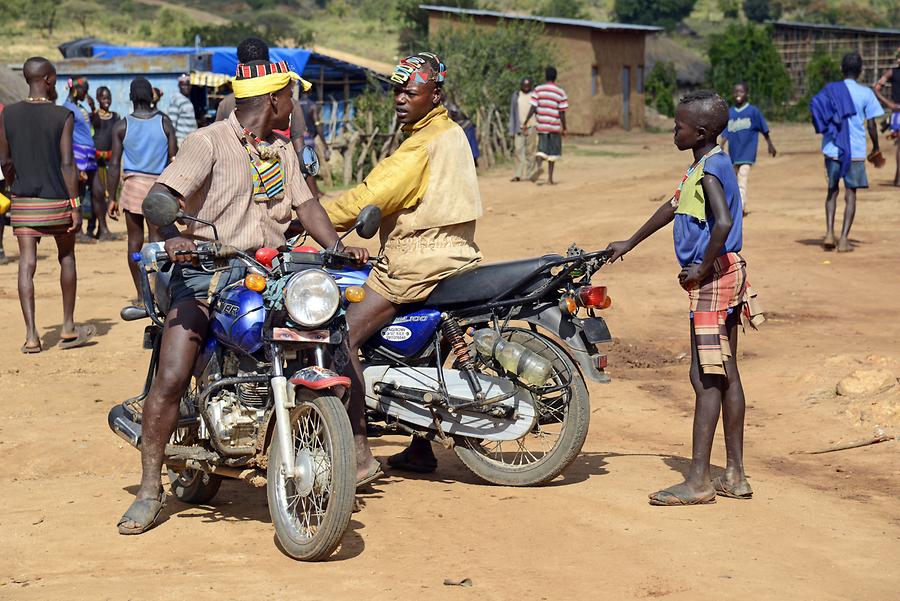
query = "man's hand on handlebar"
xmin=165 ymin=236 xmax=198 ymax=263
xmin=341 ymin=246 xmax=370 ymax=264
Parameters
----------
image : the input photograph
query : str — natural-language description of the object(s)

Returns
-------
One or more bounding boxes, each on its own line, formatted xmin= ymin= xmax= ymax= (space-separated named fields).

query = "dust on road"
xmin=2 ymin=124 xmax=898 ymax=600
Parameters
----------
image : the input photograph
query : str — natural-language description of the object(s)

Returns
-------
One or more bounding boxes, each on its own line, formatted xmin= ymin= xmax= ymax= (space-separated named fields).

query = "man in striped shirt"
xmin=525 ymin=66 xmax=568 ymax=185
xmin=166 ymin=74 xmax=197 ymax=144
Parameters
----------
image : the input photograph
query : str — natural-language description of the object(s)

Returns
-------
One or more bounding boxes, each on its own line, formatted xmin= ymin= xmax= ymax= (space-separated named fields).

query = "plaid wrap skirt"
xmin=10 ymin=196 xmax=72 ymax=237
xmin=686 ymin=252 xmax=764 ymax=376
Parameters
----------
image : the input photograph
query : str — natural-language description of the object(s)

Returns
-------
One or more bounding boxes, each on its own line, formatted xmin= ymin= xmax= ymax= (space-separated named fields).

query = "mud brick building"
xmin=421 ymin=5 xmax=661 ymax=134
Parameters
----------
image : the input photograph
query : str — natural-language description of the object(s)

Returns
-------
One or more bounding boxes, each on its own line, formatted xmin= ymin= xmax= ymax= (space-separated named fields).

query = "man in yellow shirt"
xmin=323 ymin=52 xmax=482 ymax=483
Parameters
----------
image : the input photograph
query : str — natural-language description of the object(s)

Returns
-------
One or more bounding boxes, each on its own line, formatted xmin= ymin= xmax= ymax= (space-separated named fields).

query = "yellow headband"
xmin=232 ymin=71 xmax=312 ymax=99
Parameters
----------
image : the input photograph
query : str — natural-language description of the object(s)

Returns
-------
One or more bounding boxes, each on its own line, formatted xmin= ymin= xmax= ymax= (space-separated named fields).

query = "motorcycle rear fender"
xmin=518 ymin=303 xmax=611 ymax=383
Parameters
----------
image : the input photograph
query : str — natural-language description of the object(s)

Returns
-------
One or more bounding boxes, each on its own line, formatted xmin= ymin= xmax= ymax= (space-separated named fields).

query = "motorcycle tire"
xmin=267 ymin=389 xmax=356 ymax=561
xmin=167 ymin=468 xmax=223 ymax=505
xmin=453 ymin=328 xmax=590 ymax=486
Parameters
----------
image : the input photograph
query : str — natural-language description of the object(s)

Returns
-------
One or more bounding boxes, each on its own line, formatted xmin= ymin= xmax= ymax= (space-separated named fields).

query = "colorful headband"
xmin=232 ymin=61 xmax=312 ymax=98
xmin=390 ymin=52 xmax=446 ymax=86
xmin=67 ymin=77 xmax=87 ymax=89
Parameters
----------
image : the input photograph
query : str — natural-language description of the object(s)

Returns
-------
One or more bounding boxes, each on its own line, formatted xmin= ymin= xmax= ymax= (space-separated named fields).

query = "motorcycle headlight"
xmin=284 ymin=270 xmax=340 ymax=327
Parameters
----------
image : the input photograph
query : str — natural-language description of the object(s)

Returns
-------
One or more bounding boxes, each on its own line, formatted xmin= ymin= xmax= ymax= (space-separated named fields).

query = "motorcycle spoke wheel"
xmin=277 ymin=406 xmax=332 ymax=541
xmin=267 ymin=391 xmax=355 ymax=561
xmin=453 ymin=327 xmax=591 ymax=486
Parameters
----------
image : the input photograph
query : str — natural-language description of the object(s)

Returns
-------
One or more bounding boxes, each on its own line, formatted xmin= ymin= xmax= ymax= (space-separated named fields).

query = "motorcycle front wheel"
xmin=267 ymin=389 xmax=356 ymax=561
xmin=453 ymin=327 xmax=590 ymax=486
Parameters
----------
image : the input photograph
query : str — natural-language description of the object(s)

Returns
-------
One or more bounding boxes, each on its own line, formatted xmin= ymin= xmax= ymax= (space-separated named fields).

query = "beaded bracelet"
xmin=69 ymin=197 xmax=81 ymax=209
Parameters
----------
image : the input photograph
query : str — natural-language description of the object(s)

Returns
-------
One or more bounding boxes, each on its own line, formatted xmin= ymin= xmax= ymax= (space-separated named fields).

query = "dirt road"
xmin=2 ymin=124 xmax=898 ymax=600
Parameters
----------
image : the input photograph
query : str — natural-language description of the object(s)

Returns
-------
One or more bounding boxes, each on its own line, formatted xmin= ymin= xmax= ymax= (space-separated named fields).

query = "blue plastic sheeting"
xmin=91 ymin=45 xmax=312 ymax=77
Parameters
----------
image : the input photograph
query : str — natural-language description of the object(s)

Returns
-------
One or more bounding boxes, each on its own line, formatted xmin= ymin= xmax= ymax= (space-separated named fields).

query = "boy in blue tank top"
xmin=107 ymin=78 xmax=177 ymax=301
xmin=606 ymin=91 xmax=764 ymax=507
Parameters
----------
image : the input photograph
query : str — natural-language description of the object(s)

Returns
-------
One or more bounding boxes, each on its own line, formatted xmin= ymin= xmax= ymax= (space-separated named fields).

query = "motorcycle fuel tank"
xmin=370 ymin=308 xmax=442 ymax=357
xmin=211 ymin=285 xmax=266 ymax=354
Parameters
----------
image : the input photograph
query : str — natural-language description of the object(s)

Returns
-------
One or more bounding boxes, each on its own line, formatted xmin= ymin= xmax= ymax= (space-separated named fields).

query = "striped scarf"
xmin=244 ymin=143 xmax=285 ymax=202
xmin=687 ymin=252 xmax=764 ymax=375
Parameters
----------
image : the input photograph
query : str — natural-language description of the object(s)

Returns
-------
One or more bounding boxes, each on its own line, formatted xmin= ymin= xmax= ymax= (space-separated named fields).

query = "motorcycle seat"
xmin=424 ymin=254 xmax=563 ymax=307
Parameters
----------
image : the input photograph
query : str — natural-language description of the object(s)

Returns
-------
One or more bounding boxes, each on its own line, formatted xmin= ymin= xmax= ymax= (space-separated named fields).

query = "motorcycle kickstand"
xmin=427 ymin=407 xmax=454 ymax=450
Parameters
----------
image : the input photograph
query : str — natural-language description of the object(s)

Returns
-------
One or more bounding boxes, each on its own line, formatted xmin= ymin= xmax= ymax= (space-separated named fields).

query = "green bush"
xmin=185 ymin=12 xmax=312 ymax=46
xmin=708 ymin=23 xmax=791 ymax=112
xmin=534 ymin=0 xmax=588 ymax=18
xmin=614 ymin=0 xmax=697 ymax=29
xmin=645 ymin=61 xmax=677 ymax=117
xmin=429 ymin=17 xmax=553 ymax=122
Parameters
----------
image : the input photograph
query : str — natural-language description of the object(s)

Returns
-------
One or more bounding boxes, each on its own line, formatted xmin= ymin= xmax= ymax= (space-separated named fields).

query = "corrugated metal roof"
xmin=770 ymin=20 xmax=900 ymax=36
xmin=419 ymin=4 xmax=663 ymax=33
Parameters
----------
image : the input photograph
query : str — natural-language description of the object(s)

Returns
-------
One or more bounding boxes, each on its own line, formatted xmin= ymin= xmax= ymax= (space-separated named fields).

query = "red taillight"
xmin=255 ymin=247 xmax=278 ymax=268
xmin=577 ymin=285 xmax=610 ymax=309
xmin=595 ymin=354 xmax=608 ymax=369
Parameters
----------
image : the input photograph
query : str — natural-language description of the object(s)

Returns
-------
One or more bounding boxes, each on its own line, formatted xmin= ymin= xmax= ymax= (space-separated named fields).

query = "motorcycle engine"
xmin=204 ymin=389 xmax=260 ymax=452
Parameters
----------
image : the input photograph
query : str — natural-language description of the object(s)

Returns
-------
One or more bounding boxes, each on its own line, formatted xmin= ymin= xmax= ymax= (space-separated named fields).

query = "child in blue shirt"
xmin=721 ymin=82 xmax=776 ymax=216
xmin=606 ymin=91 xmax=764 ymax=507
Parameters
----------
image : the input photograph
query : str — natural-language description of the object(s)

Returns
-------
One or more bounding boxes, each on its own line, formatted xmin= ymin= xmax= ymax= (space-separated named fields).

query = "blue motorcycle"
xmin=333 ymin=243 xmax=614 ymax=486
xmin=107 ymin=194 xmax=382 ymax=561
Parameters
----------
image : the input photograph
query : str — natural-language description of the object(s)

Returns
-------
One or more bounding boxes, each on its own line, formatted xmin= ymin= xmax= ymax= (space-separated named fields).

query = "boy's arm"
xmin=606 ymin=198 xmax=676 ymax=262
xmin=679 ymin=175 xmax=732 ymax=289
xmin=762 ymin=131 xmax=776 ymax=156
xmin=867 ymin=119 xmax=880 ymax=154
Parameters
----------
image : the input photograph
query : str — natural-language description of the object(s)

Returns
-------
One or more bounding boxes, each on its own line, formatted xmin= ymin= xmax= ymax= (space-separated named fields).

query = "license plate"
xmin=272 ymin=328 xmax=336 ymax=343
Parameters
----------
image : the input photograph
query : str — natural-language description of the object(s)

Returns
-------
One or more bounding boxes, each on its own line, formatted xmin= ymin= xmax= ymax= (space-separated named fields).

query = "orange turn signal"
xmin=559 ymin=296 xmax=577 ymax=315
xmin=345 ymin=286 xmax=366 ymax=303
xmin=244 ymin=273 xmax=266 ymax=292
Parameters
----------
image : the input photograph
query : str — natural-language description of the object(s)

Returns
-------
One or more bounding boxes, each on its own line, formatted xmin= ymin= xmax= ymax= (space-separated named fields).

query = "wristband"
xmin=69 ymin=196 xmax=81 ymax=209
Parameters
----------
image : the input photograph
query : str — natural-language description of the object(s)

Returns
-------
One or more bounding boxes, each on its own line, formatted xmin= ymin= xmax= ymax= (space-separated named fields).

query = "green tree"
xmin=645 ymin=61 xmax=677 ymax=117
xmin=252 ymin=10 xmax=314 ymax=45
xmin=62 ymin=0 xmax=103 ymax=36
xmin=708 ymin=23 xmax=791 ymax=111
xmin=396 ymin=0 xmax=477 ymax=54
xmin=534 ymin=0 xmax=588 ymax=19
xmin=743 ymin=0 xmax=783 ymax=22
xmin=718 ymin=0 xmax=740 ymax=18
xmin=24 ymin=0 xmax=60 ymax=36
xmin=614 ymin=0 xmax=697 ymax=29
xmin=430 ymin=17 xmax=554 ymax=122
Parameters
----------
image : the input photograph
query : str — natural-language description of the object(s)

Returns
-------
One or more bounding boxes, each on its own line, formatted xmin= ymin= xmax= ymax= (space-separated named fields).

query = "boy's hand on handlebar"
xmin=342 ymin=246 xmax=370 ymax=264
xmin=165 ymin=236 xmax=197 ymax=263
xmin=605 ymin=240 xmax=633 ymax=263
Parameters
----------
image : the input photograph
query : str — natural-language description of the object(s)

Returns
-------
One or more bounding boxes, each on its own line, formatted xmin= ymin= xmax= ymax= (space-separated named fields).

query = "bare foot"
xmin=836 ymin=238 xmax=853 ymax=253
xmin=823 ymin=232 xmax=836 ymax=250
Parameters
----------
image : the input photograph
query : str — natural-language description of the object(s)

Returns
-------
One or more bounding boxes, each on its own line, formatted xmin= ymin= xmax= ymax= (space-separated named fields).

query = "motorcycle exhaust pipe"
xmin=108 ymin=404 xmax=142 ymax=449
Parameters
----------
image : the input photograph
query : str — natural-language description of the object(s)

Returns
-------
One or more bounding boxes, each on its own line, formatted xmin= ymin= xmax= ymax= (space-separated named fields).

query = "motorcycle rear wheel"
xmin=267 ymin=390 xmax=356 ymax=561
xmin=453 ymin=328 xmax=590 ymax=486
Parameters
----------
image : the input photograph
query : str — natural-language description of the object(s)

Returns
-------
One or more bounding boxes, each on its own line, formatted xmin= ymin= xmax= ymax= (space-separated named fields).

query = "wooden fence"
xmin=327 ymin=105 xmax=513 ymax=186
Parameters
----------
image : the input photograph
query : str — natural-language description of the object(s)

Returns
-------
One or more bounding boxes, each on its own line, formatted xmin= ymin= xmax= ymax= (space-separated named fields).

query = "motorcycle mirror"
xmin=354 ymin=205 xmax=381 ymax=240
xmin=142 ymin=189 xmax=182 ymax=227
xmin=300 ymin=146 xmax=320 ymax=177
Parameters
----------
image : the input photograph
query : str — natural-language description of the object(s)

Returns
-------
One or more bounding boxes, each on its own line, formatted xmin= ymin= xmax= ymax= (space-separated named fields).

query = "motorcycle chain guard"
xmin=363 ymin=366 xmax=537 ymax=441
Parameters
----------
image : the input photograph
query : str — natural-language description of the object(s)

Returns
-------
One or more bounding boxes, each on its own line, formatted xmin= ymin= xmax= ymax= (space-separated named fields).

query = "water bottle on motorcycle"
xmin=472 ymin=329 xmax=552 ymax=386
xmin=133 ymin=241 xmax=168 ymax=270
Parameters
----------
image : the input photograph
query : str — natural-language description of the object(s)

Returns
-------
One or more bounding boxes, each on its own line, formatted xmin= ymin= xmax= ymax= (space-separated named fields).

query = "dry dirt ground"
xmin=1 ymin=124 xmax=899 ymax=600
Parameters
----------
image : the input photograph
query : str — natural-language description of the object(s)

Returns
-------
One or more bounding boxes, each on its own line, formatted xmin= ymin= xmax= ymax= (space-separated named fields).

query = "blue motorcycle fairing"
xmin=328 ymin=265 xmax=371 ymax=290
xmin=368 ymin=308 xmax=442 ymax=357
xmin=211 ymin=285 xmax=266 ymax=354
xmin=329 ymin=262 xmax=441 ymax=358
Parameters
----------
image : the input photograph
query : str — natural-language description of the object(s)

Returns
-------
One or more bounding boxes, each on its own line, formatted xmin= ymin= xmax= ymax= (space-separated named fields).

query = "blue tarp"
xmin=91 ymin=45 xmax=312 ymax=77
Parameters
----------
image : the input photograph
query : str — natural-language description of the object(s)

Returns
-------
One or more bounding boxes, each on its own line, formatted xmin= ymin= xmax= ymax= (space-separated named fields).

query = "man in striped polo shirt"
xmin=526 ymin=66 xmax=568 ymax=185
